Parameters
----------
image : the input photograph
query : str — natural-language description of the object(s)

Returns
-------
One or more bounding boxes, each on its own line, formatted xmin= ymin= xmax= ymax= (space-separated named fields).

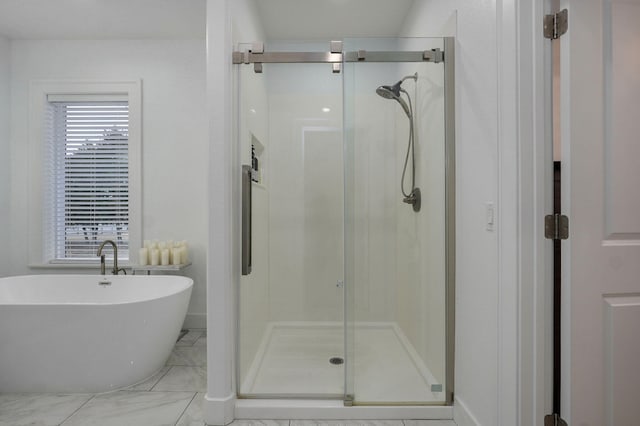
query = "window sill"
xmin=29 ymin=262 xmax=132 ymax=270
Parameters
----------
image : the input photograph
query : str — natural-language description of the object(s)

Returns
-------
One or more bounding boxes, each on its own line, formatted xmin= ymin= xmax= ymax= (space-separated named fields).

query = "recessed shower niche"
xmin=235 ymin=37 xmax=454 ymax=406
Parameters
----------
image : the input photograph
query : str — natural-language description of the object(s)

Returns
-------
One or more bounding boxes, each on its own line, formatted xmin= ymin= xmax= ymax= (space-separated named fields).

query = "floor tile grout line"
xmin=172 ymin=391 xmax=198 ymax=426
xmin=58 ymin=393 xmax=95 ymax=426
xmin=150 ymin=366 xmax=175 ymax=392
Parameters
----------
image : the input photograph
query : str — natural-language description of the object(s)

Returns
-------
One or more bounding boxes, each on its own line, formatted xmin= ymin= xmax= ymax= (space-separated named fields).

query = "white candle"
xmin=150 ymin=248 xmax=160 ymax=266
xmin=143 ymin=240 xmax=151 ymax=249
xmin=171 ymin=247 xmax=181 ymax=265
xmin=161 ymin=248 xmax=170 ymax=266
xmin=180 ymin=241 xmax=189 ymax=263
xmin=139 ymin=247 xmax=149 ymax=265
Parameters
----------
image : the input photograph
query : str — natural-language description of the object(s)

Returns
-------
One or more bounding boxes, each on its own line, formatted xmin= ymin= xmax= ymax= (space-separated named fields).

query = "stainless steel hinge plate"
xmin=544 ymin=413 xmax=568 ymax=426
xmin=545 ymin=214 xmax=569 ymax=240
xmin=544 ymin=9 xmax=568 ymax=40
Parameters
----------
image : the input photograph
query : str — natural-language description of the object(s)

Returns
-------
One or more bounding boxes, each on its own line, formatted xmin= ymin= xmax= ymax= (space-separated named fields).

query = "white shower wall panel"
xmin=265 ymin=57 xmax=400 ymax=323
xmin=350 ymin=61 xmax=400 ymax=323
xmin=266 ymin=90 xmax=344 ymax=322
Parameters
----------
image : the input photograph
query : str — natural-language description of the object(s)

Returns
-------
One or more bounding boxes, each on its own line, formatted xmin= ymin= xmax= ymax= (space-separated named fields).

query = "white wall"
xmin=9 ymin=39 xmax=208 ymax=326
xmin=0 ymin=36 xmax=10 ymax=277
xmin=205 ymin=0 xmax=264 ymax=422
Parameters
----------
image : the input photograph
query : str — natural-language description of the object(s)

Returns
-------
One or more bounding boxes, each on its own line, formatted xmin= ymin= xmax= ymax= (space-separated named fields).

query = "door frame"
xmin=499 ymin=0 xmax=554 ymax=424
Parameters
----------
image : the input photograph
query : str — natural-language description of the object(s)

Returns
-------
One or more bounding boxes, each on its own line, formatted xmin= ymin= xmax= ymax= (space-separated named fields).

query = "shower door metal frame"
xmin=233 ymin=37 xmax=456 ymax=406
xmin=443 ymin=36 xmax=456 ymax=406
xmin=232 ymin=41 xmax=444 ymax=74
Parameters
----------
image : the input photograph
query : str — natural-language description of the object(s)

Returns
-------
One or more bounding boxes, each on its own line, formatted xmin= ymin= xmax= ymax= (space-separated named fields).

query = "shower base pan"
xmin=240 ymin=322 xmax=447 ymax=404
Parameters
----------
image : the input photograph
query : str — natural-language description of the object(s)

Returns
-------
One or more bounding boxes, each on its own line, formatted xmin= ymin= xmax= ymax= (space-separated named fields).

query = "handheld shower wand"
xmin=376 ymin=73 xmax=421 ymax=212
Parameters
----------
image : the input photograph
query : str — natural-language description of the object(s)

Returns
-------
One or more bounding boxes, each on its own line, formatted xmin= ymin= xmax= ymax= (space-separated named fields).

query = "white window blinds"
xmin=45 ymin=98 xmax=130 ymax=262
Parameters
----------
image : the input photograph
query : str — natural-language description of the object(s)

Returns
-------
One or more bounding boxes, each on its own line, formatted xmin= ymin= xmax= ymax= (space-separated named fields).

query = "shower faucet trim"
xmin=376 ymin=73 xmax=421 ymax=212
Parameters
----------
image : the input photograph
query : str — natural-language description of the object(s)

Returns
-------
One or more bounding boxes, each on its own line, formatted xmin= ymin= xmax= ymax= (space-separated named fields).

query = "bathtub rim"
xmin=0 ymin=274 xmax=193 ymax=306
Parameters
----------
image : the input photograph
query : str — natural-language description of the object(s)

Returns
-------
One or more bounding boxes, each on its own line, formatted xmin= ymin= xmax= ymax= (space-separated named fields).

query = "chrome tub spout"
xmin=97 ymin=240 xmax=119 ymax=275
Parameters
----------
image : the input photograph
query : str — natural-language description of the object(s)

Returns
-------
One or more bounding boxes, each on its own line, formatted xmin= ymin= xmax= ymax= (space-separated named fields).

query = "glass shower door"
xmin=343 ymin=37 xmax=453 ymax=405
xmin=236 ymin=44 xmax=346 ymax=398
xmin=235 ymin=37 xmax=454 ymax=405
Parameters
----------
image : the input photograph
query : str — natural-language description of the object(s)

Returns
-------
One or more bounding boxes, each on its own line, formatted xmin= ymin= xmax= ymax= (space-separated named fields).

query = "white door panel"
xmin=561 ymin=0 xmax=640 ymax=425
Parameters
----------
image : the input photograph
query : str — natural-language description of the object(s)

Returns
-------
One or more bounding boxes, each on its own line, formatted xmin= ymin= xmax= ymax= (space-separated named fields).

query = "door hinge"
xmin=544 ymin=413 xmax=568 ymax=426
xmin=545 ymin=214 xmax=569 ymax=240
xmin=544 ymin=9 xmax=568 ymax=40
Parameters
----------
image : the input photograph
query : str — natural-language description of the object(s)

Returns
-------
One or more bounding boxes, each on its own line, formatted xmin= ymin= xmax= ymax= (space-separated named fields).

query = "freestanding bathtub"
xmin=0 ymin=274 xmax=193 ymax=393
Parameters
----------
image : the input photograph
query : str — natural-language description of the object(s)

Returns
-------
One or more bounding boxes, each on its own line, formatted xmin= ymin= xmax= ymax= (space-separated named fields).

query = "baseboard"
xmin=454 ymin=396 xmax=481 ymax=426
xmin=183 ymin=313 xmax=206 ymax=330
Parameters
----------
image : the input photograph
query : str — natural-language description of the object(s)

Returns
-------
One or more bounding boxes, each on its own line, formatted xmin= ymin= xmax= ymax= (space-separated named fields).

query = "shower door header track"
xmin=232 ymin=41 xmax=444 ymax=73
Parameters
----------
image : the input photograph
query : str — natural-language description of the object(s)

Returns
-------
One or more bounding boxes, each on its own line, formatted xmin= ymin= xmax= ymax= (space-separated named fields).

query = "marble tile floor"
xmin=0 ymin=330 xmax=455 ymax=426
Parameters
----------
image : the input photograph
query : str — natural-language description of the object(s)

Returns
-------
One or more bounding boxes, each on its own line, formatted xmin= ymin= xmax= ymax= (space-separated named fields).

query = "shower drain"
xmin=329 ymin=357 xmax=344 ymax=365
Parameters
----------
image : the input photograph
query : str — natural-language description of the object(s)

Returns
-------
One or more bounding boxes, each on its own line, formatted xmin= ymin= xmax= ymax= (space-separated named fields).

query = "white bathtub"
xmin=0 ymin=274 xmax=193 ymax=393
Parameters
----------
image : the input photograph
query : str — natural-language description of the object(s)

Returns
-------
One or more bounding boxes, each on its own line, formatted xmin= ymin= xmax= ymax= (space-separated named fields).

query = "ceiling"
xmin=254 ymin=0 xmax=416 ymax=40
xmin=0 ymin=0 xmax=415 ymax=41
xmin=0 ymin=0 xmax=207 ymax=40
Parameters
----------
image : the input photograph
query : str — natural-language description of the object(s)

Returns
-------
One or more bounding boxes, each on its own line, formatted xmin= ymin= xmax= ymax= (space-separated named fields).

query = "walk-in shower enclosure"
xmin=234 ymin=37 xmax=454 ymax=413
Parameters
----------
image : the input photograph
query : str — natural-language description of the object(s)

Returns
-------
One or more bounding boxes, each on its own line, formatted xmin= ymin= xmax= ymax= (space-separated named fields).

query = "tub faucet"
xmin=97 ymin=240 xmax=120 ymax=275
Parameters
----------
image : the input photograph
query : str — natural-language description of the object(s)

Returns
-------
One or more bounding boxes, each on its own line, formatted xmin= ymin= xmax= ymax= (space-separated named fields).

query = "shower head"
xmin=375 ymin=73 xmax=417 ymax=118
xmin=376 ymin=83 xmax=411 ymax=118
xmin=376 ymin=82 xmax=402 ymax=99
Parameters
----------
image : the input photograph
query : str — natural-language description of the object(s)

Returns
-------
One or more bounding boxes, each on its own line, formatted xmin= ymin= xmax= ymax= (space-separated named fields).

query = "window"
xmin=46 ymin=97 xmax=130 ymax=261
xmin=29 ymin=81 xmax=141 ymax=266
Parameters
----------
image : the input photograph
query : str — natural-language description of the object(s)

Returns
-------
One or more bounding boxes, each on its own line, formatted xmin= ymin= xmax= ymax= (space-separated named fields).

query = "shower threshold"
xmin=234 ymin=398 xmax=453 ymax=420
